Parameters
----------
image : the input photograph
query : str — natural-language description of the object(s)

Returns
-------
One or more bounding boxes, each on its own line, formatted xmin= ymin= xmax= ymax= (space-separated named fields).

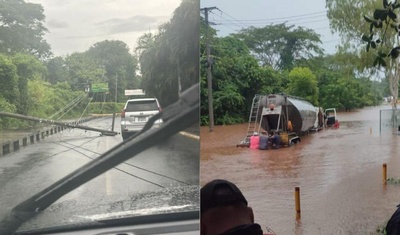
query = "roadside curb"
xmin=0 ymin=116 xmax=98 ymax=157
xmin=179 ymin=131 xmax=200 ymax=140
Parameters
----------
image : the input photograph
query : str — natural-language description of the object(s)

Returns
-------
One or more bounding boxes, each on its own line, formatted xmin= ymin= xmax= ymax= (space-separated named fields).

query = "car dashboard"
xmin=36 ymin=219 xmax=199 ymax=235
xmin=15 ymin=211 xmax=199 ymax=235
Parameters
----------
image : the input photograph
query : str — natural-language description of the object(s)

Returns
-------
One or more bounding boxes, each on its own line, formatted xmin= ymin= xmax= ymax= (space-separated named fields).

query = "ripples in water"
xmin=201 ymin=105 xmax=400 ymax=234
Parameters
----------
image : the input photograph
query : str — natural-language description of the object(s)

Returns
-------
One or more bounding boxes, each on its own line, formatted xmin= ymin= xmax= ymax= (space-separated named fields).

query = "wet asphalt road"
xmin=0 ymin=117 xmax=199 ymax=216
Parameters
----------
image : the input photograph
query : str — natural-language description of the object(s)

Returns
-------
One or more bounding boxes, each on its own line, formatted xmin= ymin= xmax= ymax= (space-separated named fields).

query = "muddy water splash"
xmin=201 ymin=104 xmax=400 ymax=234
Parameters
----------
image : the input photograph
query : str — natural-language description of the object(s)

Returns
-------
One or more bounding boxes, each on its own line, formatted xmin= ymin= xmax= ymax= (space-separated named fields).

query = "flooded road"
xmin=200 ymin=104 xmax=400 ymax=234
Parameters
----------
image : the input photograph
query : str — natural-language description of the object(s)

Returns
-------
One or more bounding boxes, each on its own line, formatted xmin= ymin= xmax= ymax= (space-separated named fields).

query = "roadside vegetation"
xmin=0 ymin=0 xmax=196 ymax=129
xmin=200 ymin=7 xmax=388 ymax=125
xmin=199 ymin=1 xmax=400 ymax=233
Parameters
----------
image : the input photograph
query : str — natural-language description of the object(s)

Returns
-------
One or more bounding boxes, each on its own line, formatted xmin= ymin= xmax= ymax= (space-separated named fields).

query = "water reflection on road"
xmin=200 ymin=104 xmax=400 ymax=234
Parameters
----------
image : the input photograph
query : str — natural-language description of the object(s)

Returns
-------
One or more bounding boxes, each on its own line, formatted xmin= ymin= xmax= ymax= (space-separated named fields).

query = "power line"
xmin=210 ymin=9 xmax=329 ymax=33
xmin=210 ymin=11 xmax=245 ymax=30
xmin=216 ymin=9 xmax=248 ymax=28
xmin=215 ymin=12 xmax=327 ymax=24
xmin=55 ymin=140 xmax=192 ymax=186
xmin=238 ymin=10 xmax=327 ymax=21
xmin=208 ymin=7 xmax=331 ymax=36
xmin=213 ymin=17 xmax=329 ymax=27
xmin=210 ymin=9 xmax=327 ymax=30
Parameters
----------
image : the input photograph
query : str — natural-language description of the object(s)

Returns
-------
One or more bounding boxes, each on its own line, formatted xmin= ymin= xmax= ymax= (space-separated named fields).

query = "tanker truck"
xmin=239 ymin=93 xmax=336 ymax=147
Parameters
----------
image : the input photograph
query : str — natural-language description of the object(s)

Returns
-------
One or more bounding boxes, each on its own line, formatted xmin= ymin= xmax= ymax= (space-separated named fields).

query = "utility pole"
xmin=177 ymin=59 xmax=182 ymax=95
xmin=111 ymin=73 xmax=118 ymax=132
xmin=201 ymin=6 xmax=217 ymax=132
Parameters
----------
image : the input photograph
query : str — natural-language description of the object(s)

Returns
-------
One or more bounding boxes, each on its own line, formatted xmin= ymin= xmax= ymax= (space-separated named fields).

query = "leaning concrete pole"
xmin=0 ymin=112 xmax=118 ymax=136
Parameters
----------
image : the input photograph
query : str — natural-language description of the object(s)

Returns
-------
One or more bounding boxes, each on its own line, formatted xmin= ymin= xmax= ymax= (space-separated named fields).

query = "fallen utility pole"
xmin=0 ymin=112 xmax=118 ymax=136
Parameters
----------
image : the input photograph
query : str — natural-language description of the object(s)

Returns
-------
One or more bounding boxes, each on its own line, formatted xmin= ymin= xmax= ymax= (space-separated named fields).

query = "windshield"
xmin=0 ymin=0 xmax=200 ymax=234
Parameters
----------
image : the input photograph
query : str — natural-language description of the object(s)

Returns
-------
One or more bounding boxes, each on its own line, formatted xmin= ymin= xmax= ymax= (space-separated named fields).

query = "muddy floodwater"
xmin=200 ymin=104 xmax=400 ymax=234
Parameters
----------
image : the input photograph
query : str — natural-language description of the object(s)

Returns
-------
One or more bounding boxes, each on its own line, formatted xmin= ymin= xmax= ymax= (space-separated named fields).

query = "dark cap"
xmin=201 ymin=179 xmax=248 ymax=214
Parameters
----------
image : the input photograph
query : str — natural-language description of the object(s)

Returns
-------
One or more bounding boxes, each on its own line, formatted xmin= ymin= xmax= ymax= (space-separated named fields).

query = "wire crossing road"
xmin=0 ymin=117 xmax=199 ymax=216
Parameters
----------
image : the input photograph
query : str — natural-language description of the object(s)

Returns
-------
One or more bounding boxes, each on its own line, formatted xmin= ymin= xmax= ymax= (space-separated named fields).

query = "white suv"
xmin=120 ymin=98 xmax=163 ymax=140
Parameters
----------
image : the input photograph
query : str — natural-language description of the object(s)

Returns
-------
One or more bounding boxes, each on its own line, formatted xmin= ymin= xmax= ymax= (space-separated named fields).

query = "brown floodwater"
xmin=200 ymin=104 xmax=400 ymax=234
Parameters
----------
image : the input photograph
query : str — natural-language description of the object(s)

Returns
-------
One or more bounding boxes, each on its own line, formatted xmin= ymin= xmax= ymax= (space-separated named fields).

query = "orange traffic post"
xmin=295 ymin=187 xmax=301 ymax=217
xmin=383 ymin=163 xmax=387 ymax=184
xmin=370 ymin=127 xmax=372 ymax=134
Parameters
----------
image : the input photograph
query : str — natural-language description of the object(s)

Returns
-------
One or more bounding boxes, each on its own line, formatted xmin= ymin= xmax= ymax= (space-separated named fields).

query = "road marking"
xmin=179 ymin=131 xmax=200 ymax=140
xmin=106 ymin=171 xmax=112 ymax=196
xmin=105 ymin=136 xmax=112 ymax=195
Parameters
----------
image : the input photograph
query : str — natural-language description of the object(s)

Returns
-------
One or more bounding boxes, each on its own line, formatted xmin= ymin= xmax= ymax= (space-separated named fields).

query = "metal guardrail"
xmin=0 ymin=116 xmax=96 ymax=157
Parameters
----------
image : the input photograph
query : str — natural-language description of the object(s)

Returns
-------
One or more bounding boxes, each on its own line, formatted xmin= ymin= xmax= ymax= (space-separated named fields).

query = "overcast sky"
xmin=27 ymin=0 xmax=340 ymax=57
xmin=27 ymin=0 xmax=182 ymax=57
xmin=200 ymin=0 xmax=341 ymax=55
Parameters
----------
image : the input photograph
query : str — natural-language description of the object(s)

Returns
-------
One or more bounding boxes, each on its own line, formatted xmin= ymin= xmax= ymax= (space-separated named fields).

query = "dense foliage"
xmin=326 ymin=0 xmax=400 ymax=108
xmin=137 ymin=0 xmax=199 ymax=107
xmin=200 ymin=19 xmax=384 ymax=125
xmin=0 ymin=0 xmax=195 ymax=129
xmin=0 ymin=0 xmax=51 ymax=59
xmin=234 ymin=24 xmax=323 ymax=71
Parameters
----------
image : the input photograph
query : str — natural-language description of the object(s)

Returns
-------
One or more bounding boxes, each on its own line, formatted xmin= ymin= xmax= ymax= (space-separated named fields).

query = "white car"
xmin=120 ymin=98 xmax=163 ymax=140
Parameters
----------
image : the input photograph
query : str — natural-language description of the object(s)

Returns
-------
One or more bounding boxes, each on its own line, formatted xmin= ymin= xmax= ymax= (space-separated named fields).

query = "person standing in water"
xmin=258 ymin=132 xmax=269 ymax=150
xmin=270 ymin=131 xmax=280 ymax=149
xmin=249 ymin=132 xmax=260 ymax=149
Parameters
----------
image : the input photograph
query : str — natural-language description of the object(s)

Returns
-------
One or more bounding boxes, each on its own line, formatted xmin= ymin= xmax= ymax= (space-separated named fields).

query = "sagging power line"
xmin=207 ymin=7 xmax=331 ymax=36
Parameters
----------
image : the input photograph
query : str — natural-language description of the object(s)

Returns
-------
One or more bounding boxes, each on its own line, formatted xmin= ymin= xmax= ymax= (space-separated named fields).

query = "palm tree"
xmin=136 ymin=0 xmax=199 ymax=107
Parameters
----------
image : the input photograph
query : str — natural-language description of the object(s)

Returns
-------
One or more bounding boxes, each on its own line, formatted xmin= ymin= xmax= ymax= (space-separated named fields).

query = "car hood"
xmin=14 ymin=185 xmax=199 ymax=234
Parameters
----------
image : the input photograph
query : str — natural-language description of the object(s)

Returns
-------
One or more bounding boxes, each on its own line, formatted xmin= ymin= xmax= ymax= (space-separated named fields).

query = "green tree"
xmin=11 ymin=53 xmax=46 ymax=114
xmin=234 ymin=23 xmax=323 ymax=70
xmin=287 ymin=67 xmax=319 ymax=105
xmin=0 ymin=54 xmax=19 ymax=106
xmin=28 ymin=79 xmax=88 ymax=119
xmin=302 ymin=53 xmax=383 ymax=110
xmin=326 ymin=0 xmax=397 ymax=107
xmin=326 ymin=0 xmax=379 ymax=41
xmin=0 ymin=0 xmax=51 ymax=59
xmin=361 ymin=1 xmax=400 ymax=108
xmin=64 ymin=52 xmax=104 ymax=91
xmin=200 ymin=20 xmax=280 ymax=124
xmin=137 ymin=0 xmax=199 ymax=107
xmin=336 ymin=77 xmax=363 ymax=111
xmin=46 ymin=56 xmax=69 ymax=84
xmin=87 ymin=40 xmax=139 ymax=103
xmin=165 ymin=0 xmax=199 ymax=92
xmin=0 ymin=97 xmax=17 ymax=128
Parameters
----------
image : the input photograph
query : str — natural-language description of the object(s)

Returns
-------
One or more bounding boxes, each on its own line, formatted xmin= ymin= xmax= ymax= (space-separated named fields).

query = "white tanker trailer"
xmin=239 ymin=93 xmax=337 ymax=147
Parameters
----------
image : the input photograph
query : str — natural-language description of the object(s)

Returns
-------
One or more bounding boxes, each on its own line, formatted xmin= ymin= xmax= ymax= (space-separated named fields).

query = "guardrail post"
xmin=3 ymin=143 xmax=10 ymax=155
xmin=13 ymin=140 xmax=19 ymax=151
